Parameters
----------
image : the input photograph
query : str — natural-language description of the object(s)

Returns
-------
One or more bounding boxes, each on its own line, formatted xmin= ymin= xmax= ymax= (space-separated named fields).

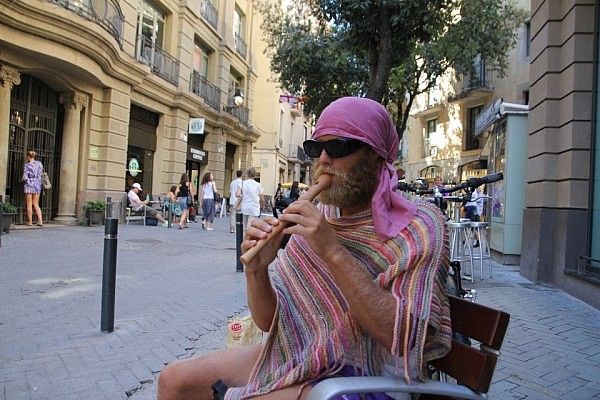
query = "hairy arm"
xmin=322 ymin=247 xmax=404 ymax=350
xmin=280 ymin=201 xmax=410 ymax=351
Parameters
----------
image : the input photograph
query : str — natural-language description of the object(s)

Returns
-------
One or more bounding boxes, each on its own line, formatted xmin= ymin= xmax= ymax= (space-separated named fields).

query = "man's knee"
xmin=157 ymin=362 xmax=183 ymax=397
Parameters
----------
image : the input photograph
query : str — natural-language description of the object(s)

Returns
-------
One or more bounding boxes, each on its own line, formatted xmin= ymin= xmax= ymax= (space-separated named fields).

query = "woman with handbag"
xmin=176 ymin=173 xmax=192 ymax=229
xmin=22 ymin=150 xmax=45 ymax=226
xmin=200 ymin=171 xmax=217 ymax=231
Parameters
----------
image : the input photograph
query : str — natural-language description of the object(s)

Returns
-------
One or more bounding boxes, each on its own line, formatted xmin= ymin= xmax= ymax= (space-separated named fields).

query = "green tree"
xmin=256 ymin=0 xmax=527 ymax=138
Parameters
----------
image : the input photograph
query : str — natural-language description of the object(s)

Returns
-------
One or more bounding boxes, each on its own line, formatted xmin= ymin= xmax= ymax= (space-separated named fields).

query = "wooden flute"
xmin=239 ymin=174 xmax=332 ymax=266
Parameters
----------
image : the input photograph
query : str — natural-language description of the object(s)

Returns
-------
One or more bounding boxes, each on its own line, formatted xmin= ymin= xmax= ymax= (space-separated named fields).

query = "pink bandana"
xmin=312 ymin=97 xmax=416 ymax=240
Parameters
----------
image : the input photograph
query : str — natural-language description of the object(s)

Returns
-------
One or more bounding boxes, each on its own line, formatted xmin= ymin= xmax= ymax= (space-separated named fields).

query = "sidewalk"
xmin=1 ymin=217 xmax=599 ymax=399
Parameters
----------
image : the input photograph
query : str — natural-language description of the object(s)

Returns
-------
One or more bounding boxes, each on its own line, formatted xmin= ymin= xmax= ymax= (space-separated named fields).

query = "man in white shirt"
xmin=228 ymin=170 xmax=243 ymax=233
xmin=236 ymin=167 xmax=264 ymax=231
xmin=127 ymin=183 xmax=168 ymax=226
xmin=475 ymin=186 xmax=485 ymax=219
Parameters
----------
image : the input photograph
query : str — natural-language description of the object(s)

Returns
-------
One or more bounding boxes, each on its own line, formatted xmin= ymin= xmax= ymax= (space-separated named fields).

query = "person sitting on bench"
xmin=127 ymin=183 xmax=168 ymax=227
xmin=157 ymin=97 xmax=452 ymax=399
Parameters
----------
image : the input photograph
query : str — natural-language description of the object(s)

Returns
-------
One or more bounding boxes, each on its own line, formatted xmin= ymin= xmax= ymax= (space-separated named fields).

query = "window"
xmin=228 ymin=68 xmax=245 ymax=104
xmin=233 ymin=7 xmax=244 ymax=40
xmin=465 ymin=54 xmax=489 ymax=90
xmin=199 ymin=0 xmax=218 ymax=29
xmin=423 ymin=118 xmax=438 ymax=157
xmin=136 ymin=0 xmax=165 ymax=55
xmin=465 ymin=105 xmax=483 ymax=151
xmin=233 ymin=6 xmax=247 ymax=57
xmin=193 ymin=41 xmax=211 ymax=78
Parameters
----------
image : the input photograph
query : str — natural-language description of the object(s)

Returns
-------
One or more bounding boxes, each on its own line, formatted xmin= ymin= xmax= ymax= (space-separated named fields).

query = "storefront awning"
xmin=474 ymin=98 xmax=528 ymax=136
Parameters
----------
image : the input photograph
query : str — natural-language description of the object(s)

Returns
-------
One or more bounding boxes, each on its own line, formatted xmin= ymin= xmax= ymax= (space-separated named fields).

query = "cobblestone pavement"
xmin=1 ymin=217 xmax=599 ymax=399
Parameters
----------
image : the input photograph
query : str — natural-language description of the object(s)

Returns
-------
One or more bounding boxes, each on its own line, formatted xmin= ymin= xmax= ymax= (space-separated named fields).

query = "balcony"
xmin=225 ymin=105 xmax=249 ymax=126
xmin=289 ymin=145 xmax=311 ymax=165
xmin=234 ymin=34 xmax=247 ymax=59
xmin=463 ymin=63 xmax=493 ymax=92
xmin=137 ymin=35 xmax=180 ymax=86
xmin=200 ymin=0 xmax=218 ymax=30
xmin=49 ymin=0 xmax=124 ymax=47
xmin=190 ymin=71 xmax=221 ymax=111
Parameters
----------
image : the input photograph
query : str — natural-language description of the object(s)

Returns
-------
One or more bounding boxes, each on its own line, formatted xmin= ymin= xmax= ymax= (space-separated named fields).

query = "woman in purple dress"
xmin=22 ymin=150 xmax=44 ymax=226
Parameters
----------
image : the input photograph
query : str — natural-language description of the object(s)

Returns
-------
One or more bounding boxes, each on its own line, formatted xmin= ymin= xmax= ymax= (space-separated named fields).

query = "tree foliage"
xmin=256 ymin=0 xmax=527 ymax=138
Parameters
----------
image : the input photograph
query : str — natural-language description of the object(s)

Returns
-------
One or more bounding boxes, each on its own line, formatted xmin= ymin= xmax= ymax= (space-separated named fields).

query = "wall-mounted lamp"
xmin=224 ymin=89 xmax=244 ymax=112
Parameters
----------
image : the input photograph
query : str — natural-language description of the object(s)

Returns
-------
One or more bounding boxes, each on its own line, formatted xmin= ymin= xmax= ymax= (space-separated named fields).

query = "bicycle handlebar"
xmin=398 ymin=172 xmax=503 ymax=195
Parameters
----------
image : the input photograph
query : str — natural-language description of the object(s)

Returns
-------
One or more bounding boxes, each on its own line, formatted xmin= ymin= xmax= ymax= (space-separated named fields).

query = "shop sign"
xmin=128 ymin=157 xmax=141 ymax=177
xmin=188 ymin=147 xmax=208 ymax=164
xmin=474 ymin=97 xmax=502 ymax=136
xmin=188 ymin=118 xmax=205 ymax=135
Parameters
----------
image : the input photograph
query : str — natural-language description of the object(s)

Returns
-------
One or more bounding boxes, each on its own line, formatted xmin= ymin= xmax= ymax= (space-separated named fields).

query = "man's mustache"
xmin=314 ymin=165 xmax=346 ymax=180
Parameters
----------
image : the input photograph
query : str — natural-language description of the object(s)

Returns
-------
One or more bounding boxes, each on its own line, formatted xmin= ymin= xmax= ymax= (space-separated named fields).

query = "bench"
xmin=307 ymin=295 xmax=510 ymax=400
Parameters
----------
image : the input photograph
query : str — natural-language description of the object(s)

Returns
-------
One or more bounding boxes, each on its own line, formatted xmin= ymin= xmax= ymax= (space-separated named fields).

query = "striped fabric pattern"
xmin=226 ymin=200 xmax=452 ymax=399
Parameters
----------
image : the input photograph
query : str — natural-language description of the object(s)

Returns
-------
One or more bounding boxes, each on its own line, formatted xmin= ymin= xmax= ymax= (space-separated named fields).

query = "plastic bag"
xmin=226 ymin=314 xmax=262 ymax=348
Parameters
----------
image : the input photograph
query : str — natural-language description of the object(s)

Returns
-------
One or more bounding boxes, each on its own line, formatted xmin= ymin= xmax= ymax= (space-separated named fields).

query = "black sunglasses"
xmin=303 ymin=138 xmax=364 ymax=158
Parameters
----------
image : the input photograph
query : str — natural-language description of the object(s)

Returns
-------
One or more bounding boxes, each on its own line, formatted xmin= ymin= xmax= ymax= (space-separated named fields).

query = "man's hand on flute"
xmin=241 ymin=217 xmax=284 ymax=271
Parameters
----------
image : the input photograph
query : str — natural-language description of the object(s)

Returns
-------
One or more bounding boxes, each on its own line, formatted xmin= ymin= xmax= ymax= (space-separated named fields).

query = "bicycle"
xmin=398 ymin=172 xmax=503 ymax=301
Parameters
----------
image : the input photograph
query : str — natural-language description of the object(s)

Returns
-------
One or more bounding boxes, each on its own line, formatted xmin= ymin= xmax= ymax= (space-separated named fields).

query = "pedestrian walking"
xmin=229 ymin=170 xmax=243 ymax=233
xmin=176 ymin=173 xmax=192 ymax=229
xmin=22 ymin=150 xmax=44 ymax=226
xmin=201 ymin=172 xmax=217 ymax=231
xmin=236 ymin=167 xmax=264 ymax=231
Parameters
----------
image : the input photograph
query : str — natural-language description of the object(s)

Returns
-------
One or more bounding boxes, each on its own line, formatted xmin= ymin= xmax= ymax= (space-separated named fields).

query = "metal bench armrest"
xmin=307 ymin=377 xmax=486 ymax=400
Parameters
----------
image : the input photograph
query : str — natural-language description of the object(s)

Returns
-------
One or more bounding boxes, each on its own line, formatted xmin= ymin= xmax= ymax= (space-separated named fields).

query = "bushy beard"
xmin=313 ymin=149 xmax=381 ymax=209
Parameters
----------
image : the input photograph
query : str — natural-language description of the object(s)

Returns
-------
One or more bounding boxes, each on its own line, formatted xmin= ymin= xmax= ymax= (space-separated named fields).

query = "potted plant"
xmin=0 ymin=202 xmax=18 ymax=234
xmin=84 ymin=200 xmax=106 ymax=226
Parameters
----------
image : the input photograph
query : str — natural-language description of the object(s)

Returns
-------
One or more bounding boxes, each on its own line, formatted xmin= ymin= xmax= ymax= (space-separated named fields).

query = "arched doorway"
xmin=7 ymin=75 xmax=62 ymax=223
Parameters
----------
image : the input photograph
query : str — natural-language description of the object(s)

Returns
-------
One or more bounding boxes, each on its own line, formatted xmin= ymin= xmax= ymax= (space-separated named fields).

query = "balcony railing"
xmin=225 ymin=105 xmax=249 ymax=126
xmin=137 ymin=35 xmax=180 ymax=86
xmin=462 ymin=62 xmax=493 ymax=92
xmin=234 ymin=34 xmax=247 ymax=59
xmin=190 ymin=71 xmax=221 ymax=111
xmin=200 ymin=0 xmax=218 ymax=30
xmin=49 ymin=0 xmax=124 ymax=47
xmin=289 ymin=145 xmax=310 ymax=164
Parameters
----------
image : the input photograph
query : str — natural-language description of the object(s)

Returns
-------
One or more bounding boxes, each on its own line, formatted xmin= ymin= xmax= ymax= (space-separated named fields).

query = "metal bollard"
xmin=236 ymin=212 xmax=243 ymax=272
xmin=0 ymin=208 xmax=3 ymax=248
xmin=101 ymin=197 xmax=119 ymax=332
xmin=167 ymin=198 xmax=172 ymax=229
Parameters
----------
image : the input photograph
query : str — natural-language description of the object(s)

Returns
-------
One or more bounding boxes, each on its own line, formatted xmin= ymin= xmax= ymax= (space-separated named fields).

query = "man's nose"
xmin=318 ymin=149 xmax=332 ymax=164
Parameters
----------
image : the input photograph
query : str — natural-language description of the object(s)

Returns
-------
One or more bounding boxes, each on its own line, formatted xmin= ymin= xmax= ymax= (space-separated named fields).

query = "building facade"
xmin=0 ymin=0 xmax=261 ymax=223
xmin=523 ymin=0 xmax=599 ymax=309
xmin=249 ymin=4 xmax=313 ymax=203
xmin=404 ymin=0 xmax=531 ymax=186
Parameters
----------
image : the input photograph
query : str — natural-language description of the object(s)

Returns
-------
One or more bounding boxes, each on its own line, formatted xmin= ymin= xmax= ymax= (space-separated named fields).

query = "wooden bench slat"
xmin=430 ymin=339 xmax=498 ymax=393
xmin=447 ymin=296 xmax=510 ymax=349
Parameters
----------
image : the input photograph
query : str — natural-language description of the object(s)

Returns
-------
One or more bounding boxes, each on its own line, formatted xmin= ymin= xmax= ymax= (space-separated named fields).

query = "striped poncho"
xmin=226 ymin=200 xmax=452 ymax=399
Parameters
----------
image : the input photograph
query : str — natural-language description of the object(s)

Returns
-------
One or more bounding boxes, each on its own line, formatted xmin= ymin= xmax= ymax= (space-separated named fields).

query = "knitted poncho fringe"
xmin=225 ymin=201 xmax=452 ymax=399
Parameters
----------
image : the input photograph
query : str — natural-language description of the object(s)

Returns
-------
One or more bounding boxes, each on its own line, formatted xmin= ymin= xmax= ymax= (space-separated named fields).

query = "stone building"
xmin=524 ymin=0 xmax=599 ymax=309
xmin=0 ymin=0 xmax=262 ymax=223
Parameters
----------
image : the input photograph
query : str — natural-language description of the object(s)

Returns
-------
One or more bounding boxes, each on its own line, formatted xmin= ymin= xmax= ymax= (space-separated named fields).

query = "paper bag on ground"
xmin=227 ymin=314 xmax=262 ymax=348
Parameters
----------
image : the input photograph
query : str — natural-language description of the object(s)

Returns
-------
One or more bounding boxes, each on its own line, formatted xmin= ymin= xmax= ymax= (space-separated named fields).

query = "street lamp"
xmin=224 ymin=89 xmax=244 ymax=111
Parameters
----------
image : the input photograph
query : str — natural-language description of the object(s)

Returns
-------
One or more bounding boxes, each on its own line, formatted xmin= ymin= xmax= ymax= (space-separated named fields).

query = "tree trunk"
xmin=366 ymin=5 xmax=393 ymax=102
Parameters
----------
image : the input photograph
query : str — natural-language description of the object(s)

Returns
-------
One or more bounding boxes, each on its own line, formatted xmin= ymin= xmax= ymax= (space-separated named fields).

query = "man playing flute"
xmin=158 ymin=97 xmax=451 ymax=400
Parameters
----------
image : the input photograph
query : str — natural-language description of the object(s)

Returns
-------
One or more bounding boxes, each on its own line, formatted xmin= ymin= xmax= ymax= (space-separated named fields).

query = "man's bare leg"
xmin=157 ymin=345 xmax=262 ymax=400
